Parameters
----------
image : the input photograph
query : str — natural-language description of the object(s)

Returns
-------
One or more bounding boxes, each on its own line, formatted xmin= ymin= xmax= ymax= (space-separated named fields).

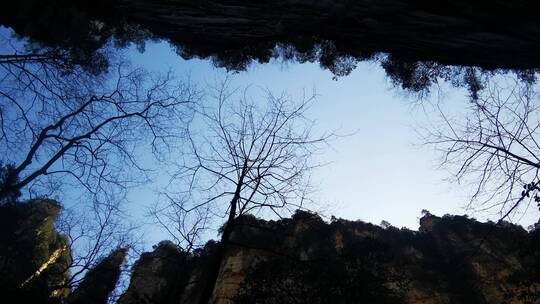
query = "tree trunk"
xmin=197 ymin=217 xmax=235 ymax=304
xmin=197 ymin=187 xmax=241 ymax=304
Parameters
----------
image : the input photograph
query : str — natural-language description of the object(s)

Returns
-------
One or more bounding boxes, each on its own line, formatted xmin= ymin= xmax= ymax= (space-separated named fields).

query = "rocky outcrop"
xmin=229 ymin=213 xmax=539 ymax=303
xmin=68 ymin=248 xmax=128 ymax=304
xmin=114 ymin=0 xmax=540 ymax=70
xmin=3 ymin=201 xmax=535 ymax=303
xmin=0 ymin=199 xmax=129 ymax=304
xmin=0 ymin=199 xmax=71 ymax=304
xmin=118 ymin=240 xmax=219 ymax=304
xmin=121 ymin=211 xmax=540 ymax=304
xmin=2 ymin=1 xmax=540 ymax=81
xmin=117 ymin=241 xmax=189 ymax=304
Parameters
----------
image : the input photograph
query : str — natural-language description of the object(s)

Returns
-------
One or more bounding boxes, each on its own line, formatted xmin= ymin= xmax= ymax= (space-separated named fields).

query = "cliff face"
xmin=117 ymin=241 xmax=191 ymax=304
xmin=2 ymin=0 xmax=539 ymax=97
xmin=117 ymin=240 xmax=219 ymax=304
xmin=0 ymin=199 xmax=71 ymax=303
xmin=121 ymin=212 xmax=540 ymax=304
xmin=2 ymin=1 xmax=540 ymax=76
xmin=3 ymin=200 xmax=537 ymax=303
xmin=68 ymin=248 xmax=128 ymax=304
xmin=114 ymin=0 xmax=540 ymax=70
xmin=0 ymin=200 xmax=128 ymax=304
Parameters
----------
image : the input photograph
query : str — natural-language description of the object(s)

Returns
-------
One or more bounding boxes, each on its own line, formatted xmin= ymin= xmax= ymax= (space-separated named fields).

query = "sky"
xmin=123 ymin=41 xmax=513 ymax=246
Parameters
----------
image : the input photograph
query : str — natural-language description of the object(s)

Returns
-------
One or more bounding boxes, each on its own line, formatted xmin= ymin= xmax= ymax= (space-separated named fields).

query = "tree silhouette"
xmin=426 ymin=76 xmax=540 ymax=224
xmin=152 ymin=79 xmax=333 ymax=304
xmin=0 ymin=50 xmax=197 ymax=202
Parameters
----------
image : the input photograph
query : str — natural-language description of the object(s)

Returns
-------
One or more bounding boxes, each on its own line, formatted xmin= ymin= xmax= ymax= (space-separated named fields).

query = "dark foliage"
xmin=0 ymin=0 xmax=150 ymax=74
xmin=0 ymin=164 xmax=21 ymax=205
xmin=0 ymin=199 xmax=136 ymax=304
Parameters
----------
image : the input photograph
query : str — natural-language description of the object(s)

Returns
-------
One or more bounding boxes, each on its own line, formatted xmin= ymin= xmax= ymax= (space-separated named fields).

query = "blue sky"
xmin=124 ymin=41 xmax=510 ymax=245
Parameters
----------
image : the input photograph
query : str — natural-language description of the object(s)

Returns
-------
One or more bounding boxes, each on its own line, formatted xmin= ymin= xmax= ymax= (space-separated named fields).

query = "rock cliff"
xmin=121 ymin=211 xmax=540 ymax=304
xmin=0 ymin=200 xmax=127 ymax=304
xmin=3 ymin=200 xmax=538 ymax=303
xmin=0 ymin=199 xmax=71 ymax=303
xmin=2 ymin=0 xmax=540 ymax=92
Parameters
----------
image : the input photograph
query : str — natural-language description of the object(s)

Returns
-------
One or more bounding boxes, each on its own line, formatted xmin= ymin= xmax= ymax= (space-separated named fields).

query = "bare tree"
xmin=0 ymin=53 xmax=198 ymax=202
xmin=0 ymin=33 xmax=201 ymax=302
xmin=426 ymin=76 xmax=540 ymax=225
xmin=54 ymin=194 xmax=138 ymax=290
xmin=152 ymin=79 xmax=332 ymax=304
xmin=150 ymin=193 xmax=213 ymax=252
